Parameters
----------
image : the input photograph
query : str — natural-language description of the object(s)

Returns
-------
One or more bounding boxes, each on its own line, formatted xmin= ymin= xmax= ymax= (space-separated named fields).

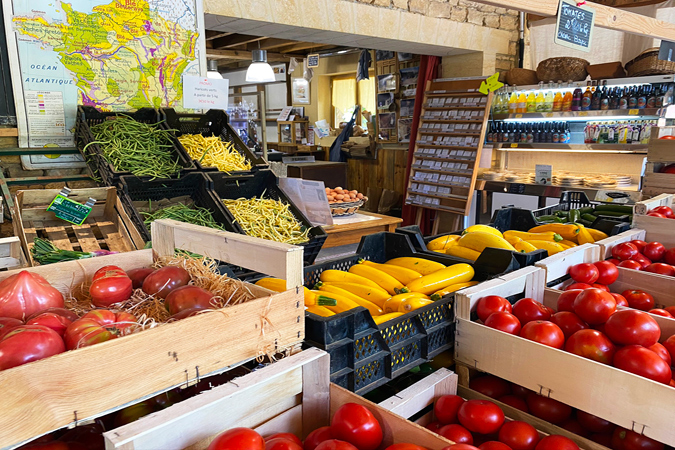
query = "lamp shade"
xmin=206 ymin=59 xmax=223 ymax=79
xmin=246 ymin=49 xmax=275 ymax=82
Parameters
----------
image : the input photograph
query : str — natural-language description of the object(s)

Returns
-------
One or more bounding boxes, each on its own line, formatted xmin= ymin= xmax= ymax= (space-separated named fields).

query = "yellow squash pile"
xmin=256 ymin=257 xmax=477 ymax=325
xmin=428 ymin=223 xmax=609 ymax=260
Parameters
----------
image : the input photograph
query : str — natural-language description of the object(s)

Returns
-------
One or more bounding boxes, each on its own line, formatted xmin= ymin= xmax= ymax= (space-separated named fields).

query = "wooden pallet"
xmin=103 ymin=348 xmax=456 ymax=450
xmin=0 ymin=220 xmax=304 ymax=449
xmin=13 ymin=187 xmax=146 ymax=266
xmin=454 ymin=266 xmax=675 ymax=447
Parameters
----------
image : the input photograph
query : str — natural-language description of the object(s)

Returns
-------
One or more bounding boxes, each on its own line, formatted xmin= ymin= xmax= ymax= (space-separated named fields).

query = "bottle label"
xmin=619 ymin=99 xmax=628 ymax=109
xmin=552 ymin=133 xmax=560 ymax=143
xmin=629 ymin=98 xmax=638 ymax=108
xmin=647 ymin=98 xmax=656 ymax=108
xmin=638 ymin=97 xmax=647 ymax=108
xmin=600 ymin=99 xmax=609 ymax=110
xmin=582 ymin=97 xmax=591 ymax=109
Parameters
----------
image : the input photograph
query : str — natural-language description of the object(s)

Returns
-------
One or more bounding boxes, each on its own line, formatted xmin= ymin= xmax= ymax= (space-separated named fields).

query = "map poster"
xmin=2 ymin=0 xmax=206 ymax=150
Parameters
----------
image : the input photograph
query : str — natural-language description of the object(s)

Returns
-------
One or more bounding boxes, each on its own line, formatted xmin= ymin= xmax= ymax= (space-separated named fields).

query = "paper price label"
xmin=47 ymin=194 xmax=93 ymax=225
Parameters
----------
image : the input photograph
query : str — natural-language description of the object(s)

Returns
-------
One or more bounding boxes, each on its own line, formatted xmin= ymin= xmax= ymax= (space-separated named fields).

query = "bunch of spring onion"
xmin=31 ymin=238 xmax=117 ymax=265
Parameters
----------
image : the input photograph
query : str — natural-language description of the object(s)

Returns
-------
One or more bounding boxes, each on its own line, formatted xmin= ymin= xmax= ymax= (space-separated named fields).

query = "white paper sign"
xmin=182 ymin=76 xmax=229 ymax=109
xmin=278 ymin=177 xmax=334 ymax=227
xmin=535 ymin=164 xmax=552 ymax=185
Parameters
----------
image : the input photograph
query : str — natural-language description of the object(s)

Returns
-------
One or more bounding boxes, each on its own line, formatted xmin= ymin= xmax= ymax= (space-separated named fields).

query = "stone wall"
xmin=351 ymin=0 xmax=521 ymax=71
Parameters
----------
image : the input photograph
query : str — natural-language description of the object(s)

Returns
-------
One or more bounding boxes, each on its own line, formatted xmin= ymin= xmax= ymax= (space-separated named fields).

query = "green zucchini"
xmin=582 ymin=213 xmax=598 ymax=222
xmin=594 ymin=204 xmax=633 ymax=214
xmin=536 ymin=215 xmax=563 ymax=223
xmin=579 ymin=207 xmax=594 ymax=215
xmin=555 ymin=211 xmax=568 ymax=218
xmin=593 ymin=210 xmax=631 ymax=217
xmin=568 ymin=209 xmax=580 ymax=223
xmin=579 ymin=219 xmax=594 ymax=227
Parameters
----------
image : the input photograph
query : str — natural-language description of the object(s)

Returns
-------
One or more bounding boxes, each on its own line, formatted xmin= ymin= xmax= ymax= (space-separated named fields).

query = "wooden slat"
xmin=301 ymin=350 xmax=331 ymax=439
xmin=534 ymin=243 xmax=601 ymax=283
xmin=378 ymin=368 xmax=457 ymax=419
xmin=72 ymin=224 xmax=103 ymax=252
xmin=44 ymin=226 xmax=74 ymax=251
xmin=97 ymin=220 xmax=133 ymax=252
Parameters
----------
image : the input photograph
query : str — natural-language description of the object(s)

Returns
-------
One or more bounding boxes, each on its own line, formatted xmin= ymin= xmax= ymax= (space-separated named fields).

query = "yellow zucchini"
xmin=513 ymin=239 xmax=538 ymax=253
xmin=528 ymin=223 xmax=582 ymax=241
xmin=318 ymin=281 xmax=390 ymax=307
xmin=577 ymin=226 xmax=595 ymax=245
xmin=360 ymin=260 xmax=422 ymax=285
xmin=559 ymin=239 xmax=578 ymax=248
xmin=458 ymin=231 xmax=516 ymax=253
xmin=445 ymin=245 xmax=481 ymax=261
xmin=430 ymin=281 xmax=479 ymax=300
xmin=463 ymin=224 xmax=503 ymax=238
xmin=427 ymin=235 xmax=460 ymax=251
xmin=319 ymin=269 xmax=382 ymax=289
xmin=587 ymin=228 xmax=608 ymax=241
xmin=255 ymin=278 xmax=335 ymax=306
xmin=526 ymin=240 xmax=565 ymax=255
xmin=374 ymin=312 xmax=404 ymax=325
xmin=503 ymin=230 xmax=563 ymax=242
xmin=315 ymin=291 xmax=361 ymax=314
xmin=313 ymin=288 xmax=382 ymax=316
xmin=348 ymin=264 xmax=407 ymax=295
xmin=399 ymin=297 xmax=434 ymax=313
xmin=306 ymin=305 xmax=335 ymax=317
xmin=405 ymin=263 xmax=475 ymax=295
xmin=383 ymin=292 xmax=422 ymax=314
xmin=385 ymin=257 xmax=446 ymax=275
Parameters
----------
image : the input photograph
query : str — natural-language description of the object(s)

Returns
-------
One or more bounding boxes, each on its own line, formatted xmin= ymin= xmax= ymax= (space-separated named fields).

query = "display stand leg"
xmin=432 ymin=214 xmax=440 ymax=235
xmin=415 ymin=208 xmax=423 ymax=227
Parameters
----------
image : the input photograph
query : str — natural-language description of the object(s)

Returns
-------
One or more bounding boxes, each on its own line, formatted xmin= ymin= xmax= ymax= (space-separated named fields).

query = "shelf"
xmin=407 ymin=189 xmax=469 ymax=201
xmin=410 ymin=179 xmax=471 ymax=189
xmin=416 ymin=142 xmax=478 ymax=150
xmin=412 ymin=167 xmax=473 ymax=177
xmin=426 ymin=91 xmax=482 ymax=97
xmin=426 ymin=106 xmax=486 ymax=111
xmin=414 ymin=154 xmax=477 ymax=163
xmin=422 ymin=118 xmax=484 ymax=124
xmin=404 ymin=199 xmax=466 ymax=214
xmin=419 ymin=130 xmax=481 ymax=137
xmin=489 ymin=143 xmax=648 ymax=153
xmin=492 ymin=108 xmax=660 ymax=121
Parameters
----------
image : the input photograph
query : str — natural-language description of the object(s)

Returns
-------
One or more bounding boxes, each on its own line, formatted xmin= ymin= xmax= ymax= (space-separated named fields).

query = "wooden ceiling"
xmin=205 ymin=32 xmax=349 ymax=70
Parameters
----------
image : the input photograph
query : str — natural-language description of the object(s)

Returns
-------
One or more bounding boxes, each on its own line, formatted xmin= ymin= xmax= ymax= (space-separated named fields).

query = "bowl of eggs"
xmin=325 ymin=187 xmax=367 ymax=217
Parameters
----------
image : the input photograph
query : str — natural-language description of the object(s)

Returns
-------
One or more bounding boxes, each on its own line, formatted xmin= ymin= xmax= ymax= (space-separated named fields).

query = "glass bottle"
xmin=552 ymin=122 xmax=560 ymax=143
xmin=544 ymin=89 xmax=554 ymax=112
xmin=591 ymin=83 xmax=602 ymax=111
xmin=581 ymin=85 xmax=593 ymax=111
xmin=562 ymin=87 xmax=573 ymax=112
xmin=609 ymin=88 xmax=620 ymax=110
xmin=553 ymin=89 xmax=563 ymax=112
xmin=600 ymin=87 xmax=609 ymax=110
xmin=619 ymin=88 xmax=629 ymax=109
xmin=526 ymin=91 xmax=536 ymax=113
xmin=517 ymin=91 xmax=527 ymax=113
xmin=628 ymin=86 xmax=638 ymax=109
xmin=647 ymin=85 xmax=657 ymax=109
xmin=572 ymin=87 xmax=583 ymax=111
xmin=637 ymin=86 xmax=647 ymax=109
xmin=508 ymin=89 xmax=518 ymax=113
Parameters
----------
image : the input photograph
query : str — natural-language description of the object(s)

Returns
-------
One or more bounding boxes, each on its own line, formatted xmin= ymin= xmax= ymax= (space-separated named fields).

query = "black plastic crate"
xmin=209 ymin=169 xmax=326 ymax=266
xmin=160 ymin=108 xmax=266 ymax=173
xmin=117 ymin=172 xmax=238 ymax=243
xmin=76 ymin=106 xmax=195 ymax=186
xmin=303 ymin=232 xmax=502 ymax=395
xmin=395 ymin=225 xmax=546 ymax=274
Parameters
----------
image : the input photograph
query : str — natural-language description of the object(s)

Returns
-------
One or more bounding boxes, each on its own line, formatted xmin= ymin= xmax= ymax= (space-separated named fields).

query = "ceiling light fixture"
xmin=206 ymin=60 xmax=223 ymax=79
xmin=246 ymin=48 xmax=275 ymax=83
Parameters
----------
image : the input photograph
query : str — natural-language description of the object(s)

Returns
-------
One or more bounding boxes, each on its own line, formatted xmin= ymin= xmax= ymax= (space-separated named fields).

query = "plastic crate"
xmin=117 ymin=172 xmax=238 ymax=243
xmin=76 ymin=106 xmax=195 ymax=186
xmin=395 ymin=225 xmax=546 ymax=273
xmin=160 ymin=108 xmax=266 ymax=173
xmin=303 ymin=232 xmax=510 ymax=395
xmin=209 ymin=169 xmax=327 ymax=266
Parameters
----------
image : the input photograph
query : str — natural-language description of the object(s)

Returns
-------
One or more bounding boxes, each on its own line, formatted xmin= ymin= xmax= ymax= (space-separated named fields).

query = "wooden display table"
xmin=323 ymin=211 xmax=403 ymax=248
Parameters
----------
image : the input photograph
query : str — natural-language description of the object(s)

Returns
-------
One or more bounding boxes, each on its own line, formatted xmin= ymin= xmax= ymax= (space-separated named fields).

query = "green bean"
xmin=142 ymin=203 xmax=225 ymax=231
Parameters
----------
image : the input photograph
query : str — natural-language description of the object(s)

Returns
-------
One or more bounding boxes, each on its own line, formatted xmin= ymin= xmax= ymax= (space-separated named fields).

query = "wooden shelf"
xmin=416 ymin=142 xmax=478 ymax=150
xmin=414 ymin=154 xmax=477 ymax=163
xmin=425 ymin=106 xmax=486 ymax=111
xmin=492 ymin=108 xmax=660 ymax=120
xmin=426 ymin=91 xmax=483 ymax=97
xmin=410 ymin=179 xmax=468 ymax=189
xmin=407 ymin=189 xmax=469 ymax=200
xmin=412 ymin=167 xmax=473 ymax=177
xmin=419 ymin=130 xmax=482 ymax=137
xmin=422 ymin=118 xmax=484 ymax=124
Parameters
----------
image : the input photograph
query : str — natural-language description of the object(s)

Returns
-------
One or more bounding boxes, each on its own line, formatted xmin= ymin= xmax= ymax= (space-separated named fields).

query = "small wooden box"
xmin=648 ymin=130 xmax=675 ymax=163
xmin=0 ymin=236 xmax=27 ymax=271
xmin=104 ymin=348 xmax=456 ymax=450
xmin=642 ymin=163 xmax=675 ymax=197
xmin=0 ymin=220 xmax=304 ymax=449
xmin=13 ymin=187 xmax=145 ymax=266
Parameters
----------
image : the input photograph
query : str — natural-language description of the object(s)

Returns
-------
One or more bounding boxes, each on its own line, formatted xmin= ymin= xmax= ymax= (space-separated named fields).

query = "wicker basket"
xmin=330 ymin=199 xmax=366 ymax=217
xmin=506 ymin=68 xmax=539 ymax=86
xmin=536 ymin=57 xmax=589 ymax=82
xmin=626 ymin=48 xmax=675 ymax=77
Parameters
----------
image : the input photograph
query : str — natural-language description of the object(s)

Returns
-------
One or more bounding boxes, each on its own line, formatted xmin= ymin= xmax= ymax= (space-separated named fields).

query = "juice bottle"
xmin=517 ymin=91 xmax=527 ymax=113
xmin=552 ymin=90 xmax=563 ymax=111
xmin=562 ymin=89 xmax=573 ymax=111
xmin=572 ymin=87 xmax=583 ymax=111
xmin=526 ymin=91 xmax=536 ymax=113
xmin=535 ymin=90 xmax=545 ymax=112
xmin=544 ymin=90 xmax=554 ymax=112
xmin=508 ymin=90 xmax=518 ymax=113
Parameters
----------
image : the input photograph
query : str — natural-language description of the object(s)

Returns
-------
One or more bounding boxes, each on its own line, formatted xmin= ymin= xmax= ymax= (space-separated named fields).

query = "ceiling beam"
xmin=257 ymin=38 xmax=297 ymax=50
xmin=276 ymin=42 xmax=336 ymax=54
xmin=211 ymin=34 xmax=268 ymax=49
xmin=205 ymin=31 xmax=233 ymax=41
xmin=469 ymin=0 xmax=675 ymax=41
xmin=589 ymin=0 xmax=666 ymax=6
xmin=206 ymin=48 xmax=303 ymax=61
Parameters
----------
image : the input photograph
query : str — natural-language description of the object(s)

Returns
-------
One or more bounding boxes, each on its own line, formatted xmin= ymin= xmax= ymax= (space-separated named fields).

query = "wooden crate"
xmin=647 ymin=129 xmax=675 ymax=163
xmin=0 ymin=236 xmax=27 ymax=271
xmin=597 ymin=227 xmax=675 ymax=260
xmin=534 ymin=243 xmax=601 ymax=285
xmin=0 ymin=219 xmax=304 ymax=449
xmin=642 ymin=163 xmax=675 ymax=197
xmin=13 ymin=187 xmax=146 ymax=266
xmin=103 ymin=348 xmax=456 ymax=450
xmin=454 ymin=266 xmax=675 ymax=447
xmin=634 ymin=192 xmax=673 ymax=215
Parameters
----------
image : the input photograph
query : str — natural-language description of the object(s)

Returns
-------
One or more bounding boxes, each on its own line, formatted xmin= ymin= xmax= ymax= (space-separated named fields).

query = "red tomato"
xmin=476 ymin=296 xmax=512 ymax=322
xmin=621 ymin=290 xmax=655 ymax=311
xmin=604 ymin=309 xmax=660 ymax=347
xmin=519 ymin=321 xmax=565 ymax=349
xmin=606 ymin=258 xmax=622 ymax=266
xmin=0 ymin=325 xmax=65 ymax=370
xmin=612 ymin=243 xmax=639 ymax=261
xmin=611 ymin=428 xmax=664 ymax=450
xmin=649 ymin=308 xmax=673 ymax=318
xmin=439 ymin=424 xmax=473 ymax=445
xmin=469 ymin=375 xmax=511 ymax=399
xmin=650 ymin=206 xmax=674 ymax=218
xmin=664 ymin=248 xmax=675 ymax=265
xmin=0 ymin=317 xmax=23 ymax=340
xmin=26 ymin=312 xmax=72 ymax=336
xmin=568 ymin=264 xmax=599 ymax=284
xmin=533 ymin=436 xmax=579 ymax=450
xmin=26 ymin=307 xmax=78 ymax=323
xmin=550 ymin=311 xmax=588 ymax=339
xmin=643 ymin=242 xmax=666 ymax=262
xmin=663 ymin=335 xmax=675 ymax=364
xmin=647 ymin=213 xmax=666 ymax=218
xmin=610 ymin=293 xmax=628 ymax=307
xmin=266 ymin=435 xmax=302 ymax=447
xmin=425 ymin=422 xmax=442 ymax=433
xmin=435 ymin=395 xmax=465 ymax=424
xmin=667 ymin=306 xmax=675 ymax=316
xmin=497 ymin=395 xmax=528 ymax=413
xmin=565 ymin=329 xmax=616 ymax=365
xmin=560 ymin=418 xmax=590 ymax=438
xmin=557 ymin=290 xmax=582 ymax=312
xmin=89 ymin=266 xmax=133 ymax=307
xmin=613 ymin=345 xmax=672 ymax=384
xmin=166 ymin=285 xmax=215 ymax=317
xmin=618 ymin=260 xmax=643 ymax=270
xmin=648 ymin=342 xmax=672 ymax=366
xmin=384 ymin=445 xmax=428 ymax=450
xmin=576 ymin=410 xmax=614 ymax=433
xmin=63 ymin=310 xmax=137 ymax=350
xmin=484 ymin=312 xmax=521 ymax=335
xmin=479 ymin=443 xmax=512 ymax=450
xmin=265 ymin=439 xmax=302 ymax=450
xmin=442 ymin=446 xmax=480 ymax=450
xmin=591 ymin=284 xmax=609 ymax=292
xmin=630 ymin=253 xmax=652 ymax=269
xmin=314 ymin=441 xmax=358 ymax=450
xmin=304 ymin=427 xmax=333 ymax=450
xmin=565 ymin=283 xmax=592 ymax=291
xmin=0 ymin=271 xmax=64 ymax=321
xmin=330 ymin=403 xmax=383 ymax=450
xmin=457 ymin=400 xmax=504 ymax=435
xmin=126 ymin=268 xmax=155 ymax=289
xmin=645 ymin=263 xmax=675 ymax=276
xmin=525 ymin=393 xmax=572 ymax=424
xmin=593 ymin=261 xmax=619 ymax=285
xmin=572 ymin=288 xmax=616 ymax=325
xmin=497 ymin=421 xmax=539 ymax=450
xmin=629 ymin=240 xmax=648 ymax=253
xmin=142 ymin=266 xmax=191 ymax=298
xmin=512 ymin=299 xmax=551 ymax=325
xmin=510 ymin=384 xmax=530 ymax=399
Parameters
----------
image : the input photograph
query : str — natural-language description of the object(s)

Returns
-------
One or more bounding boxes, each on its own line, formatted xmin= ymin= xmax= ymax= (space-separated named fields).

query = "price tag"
xmin=47 ymin=189 xmax=94 ymax=225
xmin=545 ymin=113 xmax=553 ymax=118
xmin=515 ymin=114 xmax=523 ymax=118
xmin=579 ymin=111 xmax=588 ymax=116
xmin=629 ymin=109 xmax=639 ymax=115
xmin=510 ymin=143 xmax=518 ymax=148
xmin=554 ymin=0 xmax=595 ymax=53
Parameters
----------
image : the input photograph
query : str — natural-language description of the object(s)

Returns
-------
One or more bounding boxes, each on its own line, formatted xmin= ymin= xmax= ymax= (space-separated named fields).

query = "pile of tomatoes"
xmin=645 ymin=205 xmax=675 ymax=219
xmin=464 ymin=374 xmax=664 ymax=450
xmin=608 ymin=239 xmax=675 ymax=277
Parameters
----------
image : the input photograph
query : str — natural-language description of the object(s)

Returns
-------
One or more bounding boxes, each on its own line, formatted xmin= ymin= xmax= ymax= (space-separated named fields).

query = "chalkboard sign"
xmin=307 ymin=54 xmax=320 ymax=68
xmin=554 ymin=0 xmax=595 ymax=52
